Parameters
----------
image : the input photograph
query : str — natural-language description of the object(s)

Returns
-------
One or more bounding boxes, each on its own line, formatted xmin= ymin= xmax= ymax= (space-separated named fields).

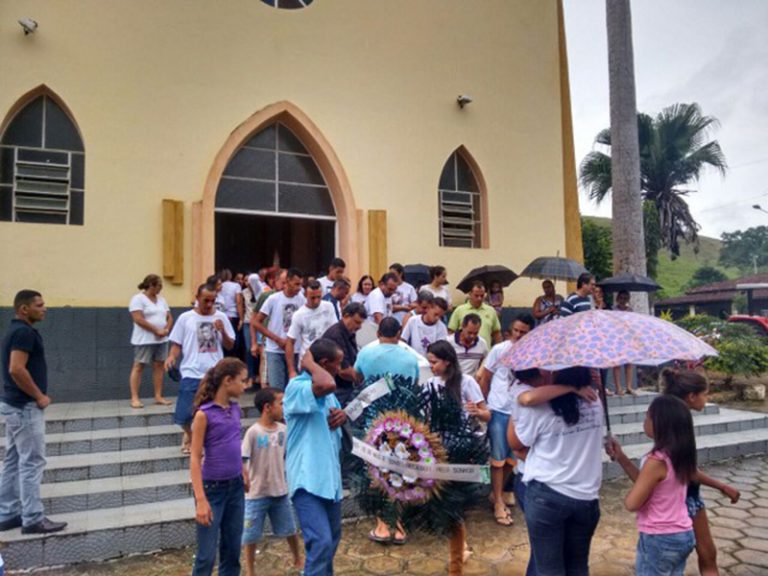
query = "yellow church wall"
xmin=0 ymin=0 xmax=570 ymax=309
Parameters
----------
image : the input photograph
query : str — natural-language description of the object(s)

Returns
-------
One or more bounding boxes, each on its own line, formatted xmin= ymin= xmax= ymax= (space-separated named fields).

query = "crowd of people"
xmin=0 ymin=261 xmax=743 ymax=576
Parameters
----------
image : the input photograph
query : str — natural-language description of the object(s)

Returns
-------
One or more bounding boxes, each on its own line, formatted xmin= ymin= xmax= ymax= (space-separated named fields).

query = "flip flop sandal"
xmin=130 ymin=401 xmax=144 ymax=409
xmin=392 ymin=532 xmax=408 ymax=545
xmin=494 ymin=511 xmax=514 ymax=526
xmin=367 ymin=529 xmax=392 ymax=544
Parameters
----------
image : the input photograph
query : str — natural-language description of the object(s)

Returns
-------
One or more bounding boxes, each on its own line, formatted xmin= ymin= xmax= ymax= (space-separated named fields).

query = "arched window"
xmin=0 ymin=92 xmax=85 ymax=225
xmin=216 ymin=122 xmax=334 ymax=218
xmin=438 ymin=150 xmax=484 ymax=248
xmin=260 ymin=0 xmax=314 ymax=9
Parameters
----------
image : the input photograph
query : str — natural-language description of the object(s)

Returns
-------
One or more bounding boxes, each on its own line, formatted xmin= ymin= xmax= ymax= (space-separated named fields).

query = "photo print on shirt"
xmin=196 ymin=321 xmax=217 ymax=353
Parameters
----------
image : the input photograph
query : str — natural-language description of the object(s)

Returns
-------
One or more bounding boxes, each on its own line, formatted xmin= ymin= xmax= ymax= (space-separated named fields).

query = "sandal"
xmin=367 ymin=529 xmax=392 ymax=544
xmin=494 ymin=510 xmax=513 ymax=526
xmin=130 ymin=400 xmax=144 ymax=409
xmin=392 ymin=530 xmax=408 ymax=545
xmin=154 ymin=398 xmax=172 ymax=406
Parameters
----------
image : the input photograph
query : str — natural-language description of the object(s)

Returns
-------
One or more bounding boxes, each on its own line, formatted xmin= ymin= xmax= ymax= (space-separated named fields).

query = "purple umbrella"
xmin=501 ymin=310 xmax=717 ymax=371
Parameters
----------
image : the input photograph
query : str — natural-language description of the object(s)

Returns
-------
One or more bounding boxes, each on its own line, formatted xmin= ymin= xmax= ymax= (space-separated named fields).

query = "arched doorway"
xmin=196 ymin=101 xmax=359 ymax=286
xmin=214 ymin=122 xmax=336 ymax=274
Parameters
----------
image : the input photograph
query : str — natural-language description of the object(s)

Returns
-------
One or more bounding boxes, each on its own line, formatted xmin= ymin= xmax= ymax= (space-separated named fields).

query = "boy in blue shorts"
xmin=241 ymin=388 xmax=302 ymax=575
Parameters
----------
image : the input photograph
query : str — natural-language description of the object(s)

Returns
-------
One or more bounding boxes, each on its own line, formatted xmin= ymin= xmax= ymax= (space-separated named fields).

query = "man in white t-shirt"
xmin=400 ymin=297 xmax=449 ymax=357
xmin=218 ymin=269 xmax=244 ymax=357
xmin=448 ymin=314 xmax=489 ymax=376
xmin=476 ymin=313 xmax=534 ymax=525
xmin=388 ymin=263 xmax=418 ymax=323
xmin=165 ymin=283 xmax=236 ymax=452
xmin=248 ymin=268 xmax=269 ymax=302
xmin=286 ymin=281 xmax=337 ymax=379
xmin=366 ymin=273 xmax=398 ymax=324
xmin=253 ymin=268 xmax=306 ymax=390
xmin=317 ymin=257 xmax=346 ymax=296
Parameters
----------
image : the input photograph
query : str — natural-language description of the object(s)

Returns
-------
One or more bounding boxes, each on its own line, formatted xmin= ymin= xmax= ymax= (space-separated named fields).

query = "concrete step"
xmin=605 ymin=390 xmax=656 ymax=408
xmin=0 ymin=419 xmax=257 ymax=459
xmin=608 ymin=408 xmax=768 ymax=447
xmin=602 ymin=427 xmax=768 ymax=480
xmin=0 ymin=392 xmax=261 ymax=436
xmin=607 ymin=401 xmax=719 ymax=424
xmin=41 ymin=470 xmax=192 ymax=515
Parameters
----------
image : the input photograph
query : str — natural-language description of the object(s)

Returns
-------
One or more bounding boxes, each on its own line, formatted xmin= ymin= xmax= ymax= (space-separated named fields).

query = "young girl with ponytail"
xmin=189 ymin=358 xmax=249 ymax=576
xmin=662 ymin=369 xmax=740 ymax=576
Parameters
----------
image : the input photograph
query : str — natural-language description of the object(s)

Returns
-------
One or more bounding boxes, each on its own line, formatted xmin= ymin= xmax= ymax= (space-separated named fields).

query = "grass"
xmin=583 ymin=216 xmax=741 ymax=297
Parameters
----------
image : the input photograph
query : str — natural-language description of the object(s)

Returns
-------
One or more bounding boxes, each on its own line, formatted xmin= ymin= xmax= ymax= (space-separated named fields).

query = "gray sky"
xmin=563 ymin=0 xmax=768 ymax=239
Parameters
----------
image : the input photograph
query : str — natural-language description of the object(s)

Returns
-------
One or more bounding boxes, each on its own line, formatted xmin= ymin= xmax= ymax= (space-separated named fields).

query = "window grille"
xmin=438 ymin=152 xmax=482 ymax=248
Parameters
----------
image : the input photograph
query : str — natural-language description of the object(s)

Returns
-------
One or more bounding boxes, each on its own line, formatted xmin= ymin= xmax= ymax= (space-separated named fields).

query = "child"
xmin=607 ymin=395 xmax=697 ymax=576
xmin=425 ymin=340 xmax=490 ymax=575
xmin=241 ymin=388 xmax=302 ymax=575
xmin=189 ymin=358 xmax=249 ymax=576
xmin=662 ymin=369 xmax=740 ymax=576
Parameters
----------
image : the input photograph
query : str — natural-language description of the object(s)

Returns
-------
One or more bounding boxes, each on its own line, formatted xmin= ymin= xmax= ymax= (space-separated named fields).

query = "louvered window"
xmin=0 ymin=94 xmax=85 ymax=225
xmin=438 ymin=152 xmax=482 ymax=248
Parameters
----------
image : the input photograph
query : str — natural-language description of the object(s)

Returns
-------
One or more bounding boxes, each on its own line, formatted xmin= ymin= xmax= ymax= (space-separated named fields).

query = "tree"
xmin=719 ymin=226 xmax=768 ymax=273
xmin=687 ymin=266 xmax=728 ymax=290
xmin=605 ymin=0 xmax=648 ymax=313
xmin=580 ymin=103 xmax=727 ymax=258
xmin=581 ymin=218 xmax=613 ymax=281
xmin=643 ymin=200 xmax=661 ymax=279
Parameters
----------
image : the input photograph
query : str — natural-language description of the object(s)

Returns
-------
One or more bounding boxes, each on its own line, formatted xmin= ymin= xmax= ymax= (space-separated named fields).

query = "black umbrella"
xmin=457 ymin=265 xmax=518 ymax=293
xmin=598 ymin=273 xmax=661 ymax=293
xmin=403 ymin=264 xmax=431 ymax=289
xmin=519 ymin=256 xmax=589 ymax=282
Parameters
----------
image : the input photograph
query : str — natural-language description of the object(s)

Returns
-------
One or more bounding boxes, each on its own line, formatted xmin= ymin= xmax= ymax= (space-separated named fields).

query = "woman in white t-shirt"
xmin=129 ymin=274 xmax=173 ymax=408
xmin=509 ymin=366 xmax=604 ymax=575
xmin=422 ymin=265 xmax=452 ymax=310
xmin=351 ymin=274 xmax=374 ymax=306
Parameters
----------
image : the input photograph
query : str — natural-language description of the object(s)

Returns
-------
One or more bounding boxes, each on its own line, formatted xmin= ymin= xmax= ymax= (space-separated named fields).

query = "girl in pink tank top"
xmin=606 ymin=395 xmax=697 ymax=576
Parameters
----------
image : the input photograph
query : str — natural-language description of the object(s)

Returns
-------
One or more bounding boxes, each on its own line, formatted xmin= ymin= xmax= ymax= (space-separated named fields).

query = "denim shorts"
xmin=686 ymin=494 xmax=706 ymax=519
xmin=635 ymin=531 xmax=696 ymax=576
xmin=173 ymin=377 xmax=200 ymax=426
xmin=242 ymin=495 xmax=297 ymax=544
xmin=488 ymin=410 xmax=514 ymax=464
xmin=133 ymin=342 xmax=169 ymax=364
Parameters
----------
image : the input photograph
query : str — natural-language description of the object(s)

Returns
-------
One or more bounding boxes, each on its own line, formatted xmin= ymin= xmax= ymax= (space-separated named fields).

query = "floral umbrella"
xmin=501 ymin=309 xmax=717 ymax=371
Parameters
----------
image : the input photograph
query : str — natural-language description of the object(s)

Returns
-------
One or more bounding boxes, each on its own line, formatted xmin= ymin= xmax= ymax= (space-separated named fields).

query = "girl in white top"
xmin=422 ymin=265 xmax=452 ymax=310
xmin=424 ymin=340 xmax=489 ymax=422
xmin=351 ymin=274 xmax=374 ymax=306
xmin=128 ymin=274 xmax=173 ymax=408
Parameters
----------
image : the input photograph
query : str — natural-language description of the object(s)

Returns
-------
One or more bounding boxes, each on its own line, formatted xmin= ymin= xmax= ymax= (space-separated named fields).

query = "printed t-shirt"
xmin=366 ymin=287 xmax=392 ymax=320
xmin=260 ymin=291 xmax=307 ymax=354
xmin=248 ymin=274 xmax=266 ymax=301
xmin=559 ymin=293 xmax=593 ymax=317
xmin=516 ymin=396 xmax=604 ymax=501
xmin=242 ymin=421 xmax=288 ymax=499
xmin=636 ymin=451 xmax=692 ymax=534
xmin=354 ymin=342 xmax=420 ymax=383
xmin=392 ymin=282 xmax=418 ymax=322
xmin=318 ymin=276 xmax=334 ymax=295
xmin=508 ymin=382 xmax=533 ymax=474
xmin=129 ymin=293 xmax=170 ymax=345
xmin=401 ymin=315 xmax=448 ymax=357
xmin=219 ymin=281 xmax=242 ymax=318
xmin=484 ymin=340 xmax=516 ymax=414
xmin=284 ymin=371 xmax=342 ymax=501
xmin=2 ymin=319 xmax=47 ymax=407
xmin=424 ymin=374 xmax=484 ymax=413
xmin=350 ymin=292 xmax=368 ymax=306
xmin=169 ymin=309 xmax=236 ymax=379
xmin=286 ymin=301 xmax=337 ymax=358
xmin=449 ymin=332 xmax=489 ymax=376
xmin=448 ymin=302 xmax=501 ymax=346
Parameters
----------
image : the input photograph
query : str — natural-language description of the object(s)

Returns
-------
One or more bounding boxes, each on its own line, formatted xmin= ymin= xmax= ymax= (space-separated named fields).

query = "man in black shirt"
xmin=0 ymin=290 xmax=67 ymax=534
xmin=320 ymin=302 xmax=366 ymax=406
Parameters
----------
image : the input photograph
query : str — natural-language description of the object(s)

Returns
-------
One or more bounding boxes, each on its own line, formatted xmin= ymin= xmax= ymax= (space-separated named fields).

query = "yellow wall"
xmin=0 ymin=0 xmax=568 ymax=308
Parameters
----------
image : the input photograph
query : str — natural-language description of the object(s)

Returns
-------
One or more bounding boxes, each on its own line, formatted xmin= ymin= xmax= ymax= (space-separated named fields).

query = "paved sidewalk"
xmin=15 ymin=455 xmax=768 ymax=576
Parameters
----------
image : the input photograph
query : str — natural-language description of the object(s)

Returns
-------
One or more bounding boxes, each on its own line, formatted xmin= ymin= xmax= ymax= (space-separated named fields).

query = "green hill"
xmin=583 ymin=216 xmax=740 ymax=297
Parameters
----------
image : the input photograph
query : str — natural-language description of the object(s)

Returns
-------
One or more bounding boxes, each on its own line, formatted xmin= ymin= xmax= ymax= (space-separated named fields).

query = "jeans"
xmin=192 ymin=476 xmax=245 ymax=576
xmin=513 ymin=474 xmax=537 ymax=576
xmin=266 ymin=351 xmax=297 ymax=391
xmin=635 ymin=531 xmax=695 ymax=576
xmin=524 ymin=480 xmax=600 ymax=576
xmin=292 ymin=489 xmax=342 ymax=576
xmin=242 ymin=322 xmax=257 ymax=379
xmin=0 ymin=402 xmax=46 ymax=527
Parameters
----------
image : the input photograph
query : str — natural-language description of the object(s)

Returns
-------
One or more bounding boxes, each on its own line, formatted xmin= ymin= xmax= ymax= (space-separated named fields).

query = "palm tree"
xmin=580 ymin=102 xmax=727 ymax=256
xmin=605 ymin=0 xmax=647 ymax=313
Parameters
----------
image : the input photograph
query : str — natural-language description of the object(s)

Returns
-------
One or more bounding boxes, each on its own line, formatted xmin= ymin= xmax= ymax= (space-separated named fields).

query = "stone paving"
xmin=15 ymin=454 xmax=768 ymax=576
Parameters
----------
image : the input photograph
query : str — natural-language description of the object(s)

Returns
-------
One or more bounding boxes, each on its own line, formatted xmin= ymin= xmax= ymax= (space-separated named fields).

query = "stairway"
xmin=1 ymin=391 xmax=767 ymax=570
